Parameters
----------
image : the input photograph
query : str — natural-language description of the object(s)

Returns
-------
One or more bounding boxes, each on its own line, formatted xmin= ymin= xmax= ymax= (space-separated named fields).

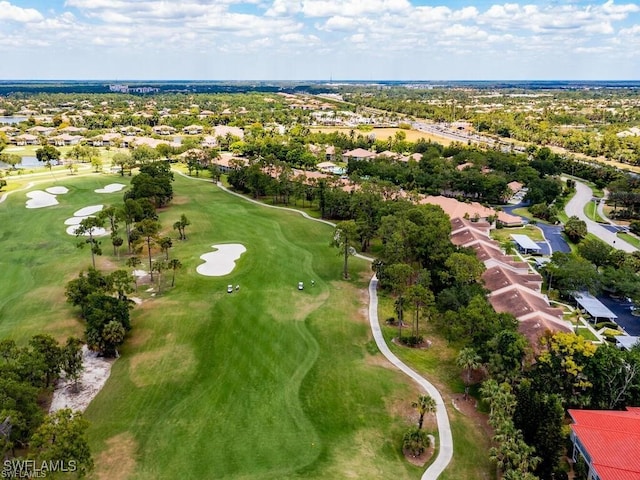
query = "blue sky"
xmin=1 ymin=0 xmax=639 ymax=80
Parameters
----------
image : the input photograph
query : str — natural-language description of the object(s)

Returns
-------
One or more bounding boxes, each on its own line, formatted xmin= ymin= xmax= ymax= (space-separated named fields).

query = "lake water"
xmin=0 ymin=116 xmax=28 ymax=124
xmin=0 ymin=156 xmax=51 ymax=170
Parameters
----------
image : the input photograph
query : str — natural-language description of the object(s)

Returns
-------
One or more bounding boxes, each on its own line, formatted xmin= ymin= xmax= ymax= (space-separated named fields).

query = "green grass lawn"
xmin=0 ymin=172 xmax=423 ymax=479
xmin=582 ymin=201 xmax=606 ymax=223
xmin=575 ymin=326 xmax=599 ymax=342
xmin=618 ymin=232 xmax=640 ymax=249
xmin=490 ymin=225 xmax=544 ymax=243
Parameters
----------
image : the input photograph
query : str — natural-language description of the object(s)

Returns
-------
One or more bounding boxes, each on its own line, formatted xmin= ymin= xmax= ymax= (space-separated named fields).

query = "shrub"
xmin=400 ymin=335 xmax=424 ymax=347
xmin=595 ymin=321 xmax=619 ymax=330
xmin=403 ymin=428 xmax=430 ymax=457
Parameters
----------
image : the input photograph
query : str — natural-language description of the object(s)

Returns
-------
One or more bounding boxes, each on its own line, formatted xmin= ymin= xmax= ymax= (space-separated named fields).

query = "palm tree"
xmin=332 ymin=220 xmax=358 ymax=279
xmin=412 ymin=393 xmax=436 ymax=430
xmin=480 ymin=379 xmax=501 ymax=416
xmin=457 ymin=347 xmax=481 ymax=400
xmin=159 ymin=236 xmax=173 ymax=260
xmin=136 ymin=219 xmax=161 ymax=280
xmin=76 ymin=216 xmax=104 ymax=268
xmin=152 ymin=260 xmax=167 ymax=293
xmin=168 ymin=258 xmax=182 ymax=287
xmin=126 ymin=256 xmax=142 ymax=291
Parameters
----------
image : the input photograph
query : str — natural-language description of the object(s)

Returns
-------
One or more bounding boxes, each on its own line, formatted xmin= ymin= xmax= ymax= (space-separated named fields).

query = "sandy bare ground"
xmin=25 ymin=190 xmax=58 ymax=208
xmin=196 ymin=243 xmax=246 ymax=276
xmin=46 ymin=186 xmax=69 ymax=195
xmin=50 ymin=346 xmax=115 ymax=413
xmin=95 ymin=183 xmax=126 ymax=193
xmin=64 ymin=205 xmax=107 ymax=236
xmin=74 ymin=204 xmax=104 ymax=216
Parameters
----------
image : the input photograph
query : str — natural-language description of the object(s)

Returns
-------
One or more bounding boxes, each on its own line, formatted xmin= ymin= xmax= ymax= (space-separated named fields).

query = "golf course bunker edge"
xmin=197 ymin=244 xmax=246 ymax=276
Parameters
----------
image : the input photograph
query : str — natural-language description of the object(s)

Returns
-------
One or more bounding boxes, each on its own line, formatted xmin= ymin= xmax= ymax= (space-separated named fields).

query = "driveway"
xmin=596 ymin=295 xmax=640 ymax=336
xmin=564 ymin=179 xmax=636 ymax=253
xmin=502 ymin=205 xmax=571 ymax=254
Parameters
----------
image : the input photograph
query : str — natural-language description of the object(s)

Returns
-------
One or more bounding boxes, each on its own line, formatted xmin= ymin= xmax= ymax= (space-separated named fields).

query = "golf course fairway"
xmin=0 ymin=172 xmax=423 ymax=479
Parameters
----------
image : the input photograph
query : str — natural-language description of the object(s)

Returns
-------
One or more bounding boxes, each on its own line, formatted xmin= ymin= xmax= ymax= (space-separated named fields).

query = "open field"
xmin=310 ymin=126 xmax=453 ymax=146
xmin=0 ymin=172 xmax=423 ymax=479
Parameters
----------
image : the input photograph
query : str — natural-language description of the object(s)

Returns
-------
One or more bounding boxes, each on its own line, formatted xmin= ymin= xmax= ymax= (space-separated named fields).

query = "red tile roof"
xmin=482 ymin=265 xmax=542 ymax=292
xmin=569 ymin=408 xmax=640 ymax=480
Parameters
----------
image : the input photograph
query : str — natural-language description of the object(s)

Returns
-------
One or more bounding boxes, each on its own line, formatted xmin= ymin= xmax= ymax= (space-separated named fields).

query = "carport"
xmin=615 ymin=335 xmax=640 ymax=350
xmin=574 ymin=292 xmax=618 ymax=323
xmin=511 ymin=234 xmax=542 ymax=255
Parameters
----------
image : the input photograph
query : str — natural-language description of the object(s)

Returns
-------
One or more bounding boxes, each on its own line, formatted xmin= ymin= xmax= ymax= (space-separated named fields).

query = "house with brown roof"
xmin=482 ymin=265 xmax=543 ymax=293
xmin=49 ymin=134 xmax=82 ymax=146
xmin=152 ymin=125 xmax=177 ymax=136
xmin=507 ymin=181 xmax=524 ymax=194
xmin=92 ymin=132 xmax=121 ymax=147
xmin=421 ymin=195 xmax=523 ymax=226
xmin=212 ymin=125 xmax=244 ymax=139
xmin=27 ymin=126 xmax=54 ymax=136
xmin=183 ymin=124 xmax=204 ymax=135
xmin=569 ymin=408 xmax=640 ymax=480
xmin=0 ymin=126 xmax=18 ymax=136
xmin=449 ymin=216 xmax=572 ymax=344
xmin=14 ymin=134 xmax=39 ymax=146
xmin=343 ymin=148 xmax=376 ymax=162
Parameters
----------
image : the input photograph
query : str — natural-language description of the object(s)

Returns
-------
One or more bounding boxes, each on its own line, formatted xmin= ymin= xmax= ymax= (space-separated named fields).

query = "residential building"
xmin=569 ymin=408 xmax=640 ymax=480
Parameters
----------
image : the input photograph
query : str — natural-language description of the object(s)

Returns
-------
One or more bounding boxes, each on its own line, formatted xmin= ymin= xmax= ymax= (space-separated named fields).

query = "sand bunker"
xmin=65 ymin=205 xmax=107 ymax=236
xmin=95 ymin=183 xmax=126 ymax=194
xmin=26 ymin=190 xmax=58 ymax=209
xmin=64 ymin=216 xmax=88 ymax=226
xmin=50 ymin=346 xmax=114 ymax=413
xmin=66 ymin=225 xmax=108 ymax=236
xmin=197 ymin=244 xmax=246 ymax=276
xmin=46 ymin=186 xmax=69 ymax=195
xmin=74 ymin=205 xmax=104 ymax=216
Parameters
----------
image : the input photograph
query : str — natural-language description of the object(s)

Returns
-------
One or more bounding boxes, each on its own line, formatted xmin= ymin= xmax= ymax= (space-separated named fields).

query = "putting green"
xmin=0 ymin=173 xmax=421 ymax=479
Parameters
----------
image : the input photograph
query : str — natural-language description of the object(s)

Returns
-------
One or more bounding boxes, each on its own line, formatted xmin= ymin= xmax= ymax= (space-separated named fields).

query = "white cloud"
xmin=0 ymin=1 xmax=43 ymax=22
xmin=0 ymin=0 xmax=638 ymax=79
xmin=267 ymin=0 xmax=411 ymax=17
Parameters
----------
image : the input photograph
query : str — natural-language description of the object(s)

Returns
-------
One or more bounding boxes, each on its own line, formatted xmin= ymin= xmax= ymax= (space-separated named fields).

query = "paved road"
xmin=181 ymin=172 xmax=454 ymax=479
xmin=564 ymin=179 xmax=636 ymax=252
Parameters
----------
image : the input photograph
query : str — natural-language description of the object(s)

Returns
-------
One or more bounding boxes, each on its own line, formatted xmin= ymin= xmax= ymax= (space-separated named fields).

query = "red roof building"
xmin=569 ymin=408 xmax=640 ymax=480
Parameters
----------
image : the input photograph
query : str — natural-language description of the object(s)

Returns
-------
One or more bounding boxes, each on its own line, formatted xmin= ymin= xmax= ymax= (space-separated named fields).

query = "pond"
xmin=0 ymin=156 xmax=60 ymax=170
xmin=0 ymin=116 xmax=28 ymax=124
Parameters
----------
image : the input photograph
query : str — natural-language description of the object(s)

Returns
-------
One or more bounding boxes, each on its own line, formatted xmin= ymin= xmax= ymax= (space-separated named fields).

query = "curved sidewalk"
xmin=178 ymin=171 xmax=454 ymax=478
xmin=368 ymin=276 xmax=454 ymax=479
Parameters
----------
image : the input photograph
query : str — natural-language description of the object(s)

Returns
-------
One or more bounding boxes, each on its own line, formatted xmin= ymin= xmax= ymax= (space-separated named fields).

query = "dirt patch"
xmin=50 ymin=346 xmax=114 ymax=413
xmin=404 ymin=441 xmax=435 ymax=467
xmin=129 ymin=344 xmax=196 ymax=388
xmin=290 ymin=291 xmax=330 ymax=321
xmin=127 ymin=328 xmax=152 ymax=348
xmin=451 ymin=395 xmax=493 ymax=439
xmin=364 ymin=352 xmax=396 ymax=369
xmin=94 ymin=433 xmax=137 ymax=480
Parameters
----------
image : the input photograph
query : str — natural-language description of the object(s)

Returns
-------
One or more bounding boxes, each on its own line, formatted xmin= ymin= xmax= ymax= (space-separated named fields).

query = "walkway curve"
xmin=564 ymin=178 xmax=636 ymax=252
xmin=368 ymin=276 xmax=454 ymax=479
xmin=176 ymin=170 xmax=454 ymax=479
